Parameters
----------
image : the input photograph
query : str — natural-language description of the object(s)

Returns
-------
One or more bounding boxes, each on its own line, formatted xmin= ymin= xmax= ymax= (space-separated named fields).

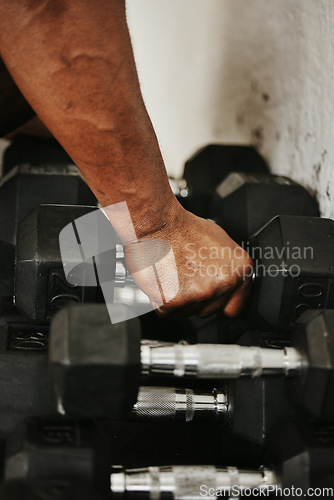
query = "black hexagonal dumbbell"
xmin=49 ymin=305 xmax=296 ymax=446
xmin=15 ymin=204 xmax=104 ymax=324
xmin=140 ymin=309 xmax=334 ymax=423
xmin=49 ymin=305 xmax=334 ymax=438
xmin=0 ymin=139 xmax=96 ymax=299
xmin=0 ymin=317 xmax=56 ymax=436
xmin=0 ymin=478 xmax=102 ymax=500
xmin=182 ymin=214 xmax=334 ymax=332
xmin=212 ymin=172 xmax=319 ymax=245
xmin=7 ymin=420 xmax=334 ymax=500
xmin=3 ymin=417 xmax=111 ymax=500
xmin=1 ymin=415 xmax=226 ymax=500
xmin=4 ymin=420 xmax=333 ymax=499
xmin=110 ymin=422 xmax=334 ymax=498
xmin=0 ymin=303 xmax=328 ymax=447
xmin=0 ymin=305 xmax=146 ymax=438
xmin=130 ymin=381 xmax=298 ymax=447
xmin=1 ymin=134 xmax=74 ymax=177
xmin=50 ymin=303 xmax=141 ymax=419
xmin=15 ymin=203 xmax=170 ymax=325
xmin=247 ymin=215 xmax=334 ymax=330
xmin=171 ymin=144 xmax=269 ymax=218
xmin=0 ymin=302 xmax=289 ymax=445
xmin=171 ymin=144 xmax=319 ymax=236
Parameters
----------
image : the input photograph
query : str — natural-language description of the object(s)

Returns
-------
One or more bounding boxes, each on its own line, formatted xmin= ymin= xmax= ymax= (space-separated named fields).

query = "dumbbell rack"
xmin=0 ymin=141 xmax=333 ymax=499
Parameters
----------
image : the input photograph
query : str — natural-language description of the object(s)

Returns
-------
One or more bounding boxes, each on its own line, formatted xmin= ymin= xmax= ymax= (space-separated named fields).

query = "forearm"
xmin=0 ymin=0 xmax=179 ymax=239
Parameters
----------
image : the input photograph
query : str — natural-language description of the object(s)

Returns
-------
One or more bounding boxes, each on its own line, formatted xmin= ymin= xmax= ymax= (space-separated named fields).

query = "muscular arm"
xmin=0 ymin=0 xmax=175 ymax=239
xmin=0 ymin=0 xmax=252 ymax=317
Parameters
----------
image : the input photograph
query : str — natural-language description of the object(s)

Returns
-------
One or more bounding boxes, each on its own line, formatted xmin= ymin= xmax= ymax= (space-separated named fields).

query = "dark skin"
xmin=0 ymin=0 xmax=252 ymax=317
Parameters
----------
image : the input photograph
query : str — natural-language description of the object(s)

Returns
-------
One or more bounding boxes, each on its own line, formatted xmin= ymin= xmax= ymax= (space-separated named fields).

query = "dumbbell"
xmin=212 ymin=172 xmax=319 ymax=244
xmin=2 ymin=134 xmax=74 ymax=177
xmin=8 ymin=418 xmax=330 ymax=499
xmin=15 ymin=204 xmax=103 ymax=323
xmin=165 ymin=173 xmax=320 ymax=335
xmin=173 ymin=144 xmax=319 ymax=229
xmin=112 ymin=465 xmax=276 ymax=499
xmin=187 ymin=213 xmax=333 ymax=332
xmin=111 ymin=421 xmax=334 ymax=498
xmin=0 ymin=306 xmax=290 ymax=445
xmin=0 ymin=478 xmax=102 ymax=500
xmin=15 ymin=203 xmax=170 ymax=324
xmin=3 ymin=417 xmax=111 ymax=500
xmin=141 ymin=309 xmax=334 ymax=422
xmin=2 ymin=416 xmax=225 ymax=500
xmin=0 ymin=316 xmax=56 ymax=436
xmin=49 ymin=304 xmax=302 ymax=445
xmin=131 ymin=380 xmax=298 ymax=446
xmin=0 ymin=305 xmax=196 ymax=437
xmin=0 ymin=158 xmax=96 ymax=298
xmin=50 ymin=304 xmax=334 ymax=423
xmin=247 ymin=214 xmax=334 ymax=330
xmin=173 ymin=145 xmax=269 ymax=218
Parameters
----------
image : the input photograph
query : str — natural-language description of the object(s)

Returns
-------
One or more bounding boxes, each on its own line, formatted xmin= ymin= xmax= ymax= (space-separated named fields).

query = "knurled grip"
xmin=197 ymin=345 xmax=246 ymax=377
xmin=130 ymin=387 xmax=227 ymax=422
xmin=130 ymin=387 xmax=195 ymax=421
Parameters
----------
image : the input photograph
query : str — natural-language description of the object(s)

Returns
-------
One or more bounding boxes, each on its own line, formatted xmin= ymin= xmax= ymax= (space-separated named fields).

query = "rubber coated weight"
xmin=248 ymin=215 xmax=334 ymax=331
xmin=290 ymin=310 xmax=334 ymax=420
xmin=49 ymin=303 xmax=298 ymax=442
xmin=0 ymin=163 xmax=96 ymax=297
xmin=0 ymin=318 xmax=55 ymax=436
xmin=15 ymin=204 xmax=104 ymax=324
xmin=269 ymin=421 xmax=334 ymax=491
xmin=109 ymin=421 xmax=334 ymax=497
xmin=212 ymin=173 xmax=319 ymax=244
xmin=2 ymin=135 xmax=74 ymax=177
xmin=4 ymin=418 xmax=110 ymax=500
xmin=0 ymin=478 xmax=102 ymax=500
xmin=182 ymin=145 xmax=268 ymax=218
xmin=50 ymin=303 xmax=141 ymax=419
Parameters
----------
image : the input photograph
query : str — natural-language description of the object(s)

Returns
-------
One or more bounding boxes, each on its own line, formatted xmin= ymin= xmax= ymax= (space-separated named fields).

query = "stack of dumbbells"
xmin=0 ymin=138 xmax=334 ymax=499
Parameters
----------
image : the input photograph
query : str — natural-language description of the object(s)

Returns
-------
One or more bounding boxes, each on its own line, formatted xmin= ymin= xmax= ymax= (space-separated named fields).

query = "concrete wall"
xmin=126 ymin=0 xmax=334 ymax=217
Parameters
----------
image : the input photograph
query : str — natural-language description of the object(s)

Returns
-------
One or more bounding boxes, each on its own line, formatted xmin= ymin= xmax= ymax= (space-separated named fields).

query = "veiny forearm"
xmin=0 ymin=0 xmax=179 ymax=239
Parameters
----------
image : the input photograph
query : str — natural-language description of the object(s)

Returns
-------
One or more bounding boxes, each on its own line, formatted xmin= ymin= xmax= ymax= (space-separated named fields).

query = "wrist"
xmin=103 ymin=191 xmax=185 ymax=243
xmin=134 ymin=196 xmax=186 ymax=239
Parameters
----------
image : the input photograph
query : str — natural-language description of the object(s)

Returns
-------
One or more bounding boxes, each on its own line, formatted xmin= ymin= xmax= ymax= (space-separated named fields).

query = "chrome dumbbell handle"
xmin=111 ymin=465 xmax=278 ymax=499
xmin=141 ymin=342 xmax=304 ymax=379
xmin=130 ymin=387 xmax=228 ymax=422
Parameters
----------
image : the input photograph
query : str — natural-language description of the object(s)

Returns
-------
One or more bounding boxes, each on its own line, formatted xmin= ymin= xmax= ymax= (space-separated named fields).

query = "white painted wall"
xmin=126 ymin=0 xmax=334 ymax=217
